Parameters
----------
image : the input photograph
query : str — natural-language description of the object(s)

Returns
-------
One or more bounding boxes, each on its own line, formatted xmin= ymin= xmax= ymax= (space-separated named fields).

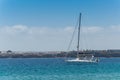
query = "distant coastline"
xmin=0 ymin=49 xmax=120 ymax=58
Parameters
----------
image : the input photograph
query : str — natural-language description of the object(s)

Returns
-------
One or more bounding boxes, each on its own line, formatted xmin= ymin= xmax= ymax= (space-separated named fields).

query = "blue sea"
xmin=0 ymin=58 xmax=120 ymax=80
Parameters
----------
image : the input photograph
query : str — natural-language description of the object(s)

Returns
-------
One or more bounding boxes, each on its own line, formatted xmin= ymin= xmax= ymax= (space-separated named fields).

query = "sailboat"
xmin=66 ymin=13 xmax=99 ymax=63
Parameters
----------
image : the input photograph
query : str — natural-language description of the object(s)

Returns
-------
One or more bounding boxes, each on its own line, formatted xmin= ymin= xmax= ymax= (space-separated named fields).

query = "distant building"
xmin=107 ymin=49 xmax=120 ymax=53
xmin=7 ymin=50 xmax=12 ymax=54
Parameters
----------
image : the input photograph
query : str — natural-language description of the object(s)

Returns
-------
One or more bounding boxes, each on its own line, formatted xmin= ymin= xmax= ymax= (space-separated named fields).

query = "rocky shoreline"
xmin=0 ymin=50 xmax=120 ymax=58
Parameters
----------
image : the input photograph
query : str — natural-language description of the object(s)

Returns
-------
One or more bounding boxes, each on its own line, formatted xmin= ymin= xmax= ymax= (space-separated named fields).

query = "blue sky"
xmin=1 ymin=0 xmax=120 ymax=27
xmin=0 ymin=0 xmax=120 ymax=51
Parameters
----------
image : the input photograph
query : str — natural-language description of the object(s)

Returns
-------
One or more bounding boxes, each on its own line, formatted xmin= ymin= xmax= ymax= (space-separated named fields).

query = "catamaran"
xmin=66 ymin=13 xmax=99 ymax=63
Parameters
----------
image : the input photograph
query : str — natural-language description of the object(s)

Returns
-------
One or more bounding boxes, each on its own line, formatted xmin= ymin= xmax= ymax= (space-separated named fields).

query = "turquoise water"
xmin=0 ymin=58 xmax=120 ymax=80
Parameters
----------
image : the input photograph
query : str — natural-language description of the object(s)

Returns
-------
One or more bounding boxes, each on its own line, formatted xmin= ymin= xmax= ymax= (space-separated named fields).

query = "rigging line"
xmin=64 ymin=18 xmax=79 ymax=59
xmin=67 ymin=18 xmax=79 ymax=51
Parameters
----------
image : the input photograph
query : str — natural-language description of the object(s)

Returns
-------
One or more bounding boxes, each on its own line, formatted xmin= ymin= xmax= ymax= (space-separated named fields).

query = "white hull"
xmin=66 ymin=58 xmax=98 ymax=63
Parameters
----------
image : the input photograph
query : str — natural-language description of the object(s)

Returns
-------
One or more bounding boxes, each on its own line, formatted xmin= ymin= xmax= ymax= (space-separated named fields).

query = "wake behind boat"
xmin=66 ymin=58 xmax=97 ymax=63
xmin=66 ymin=53 xmax=99 ymax=63
xmin=66 ymin=13 xmax=99 ymax=63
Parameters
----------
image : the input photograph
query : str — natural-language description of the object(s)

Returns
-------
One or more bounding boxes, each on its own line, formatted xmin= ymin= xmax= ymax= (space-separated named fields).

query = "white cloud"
xmin=0 ymin=25 xmax=120 ymax=51
xmin=64 ymin=26 xmax=74 ymax=33
xmin=82 ymin=26 xmax=104 ymax=34
xmin=0 ymin=25 xmax=28 ymax=35
xmin=0 ymin=25 xmax=74 ymax=51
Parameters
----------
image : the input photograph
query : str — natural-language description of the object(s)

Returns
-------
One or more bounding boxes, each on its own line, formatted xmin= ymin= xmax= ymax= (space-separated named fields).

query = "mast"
xmin=77 ymin=13 xmax=81 ymax=58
